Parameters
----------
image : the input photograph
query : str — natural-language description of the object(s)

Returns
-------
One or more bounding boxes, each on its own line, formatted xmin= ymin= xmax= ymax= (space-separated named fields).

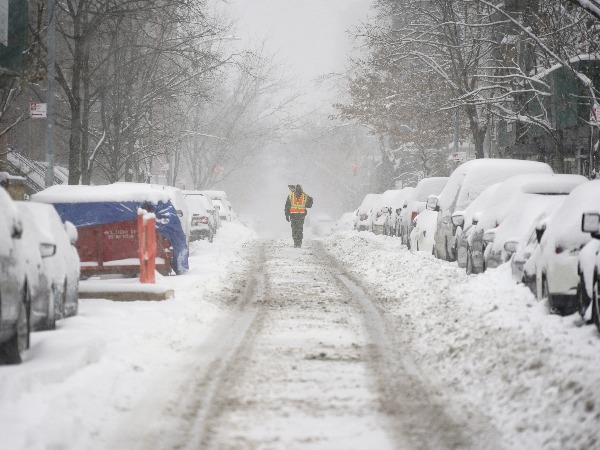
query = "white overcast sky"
xmin=220 ymin=0 xmax=373 ymax=110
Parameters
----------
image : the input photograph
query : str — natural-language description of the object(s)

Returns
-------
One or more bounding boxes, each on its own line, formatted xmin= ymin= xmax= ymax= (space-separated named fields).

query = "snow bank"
xmin=324 ymin=231 xmax=600 ymax=450
xmin=0 ymin=222 xmax=258 ymax=450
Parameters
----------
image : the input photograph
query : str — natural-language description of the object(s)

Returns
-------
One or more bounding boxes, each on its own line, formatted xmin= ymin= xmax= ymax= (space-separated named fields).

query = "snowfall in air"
xmin=0 ymin=223 xmax=599 ymax=449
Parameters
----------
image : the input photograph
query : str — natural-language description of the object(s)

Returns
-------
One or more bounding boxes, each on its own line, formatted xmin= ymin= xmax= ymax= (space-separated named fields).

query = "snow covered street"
xmin=1 ymin=224 xmax=600 ymax=449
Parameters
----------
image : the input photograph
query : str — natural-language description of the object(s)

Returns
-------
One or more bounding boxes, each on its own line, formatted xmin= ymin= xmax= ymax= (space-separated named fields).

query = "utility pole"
xmin=45 ymin=0 xmax=55 ymax=188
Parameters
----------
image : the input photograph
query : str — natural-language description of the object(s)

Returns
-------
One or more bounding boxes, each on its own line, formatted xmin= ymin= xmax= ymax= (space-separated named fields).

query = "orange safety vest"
xmin=289 ymin=192 xmax=308 ymax=214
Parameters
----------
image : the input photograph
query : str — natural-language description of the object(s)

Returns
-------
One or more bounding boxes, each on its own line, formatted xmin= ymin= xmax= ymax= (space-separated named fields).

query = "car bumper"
xmin=190 ymin=229 xmax=211 ymax=240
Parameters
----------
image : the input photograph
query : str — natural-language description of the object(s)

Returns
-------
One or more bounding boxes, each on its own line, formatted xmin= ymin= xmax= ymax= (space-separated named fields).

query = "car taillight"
xmin=555 ymin=246 xmax=563 ymax=254
xmin=411 ymin=211 xmax=418 ymax=221
xmin=360 ymin=214 xmax=368 ymax=221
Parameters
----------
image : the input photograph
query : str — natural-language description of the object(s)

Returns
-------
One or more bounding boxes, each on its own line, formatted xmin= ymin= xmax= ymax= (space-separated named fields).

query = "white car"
xmin=386 ymin=187 xmax=415 ymax=236
xmin=409 ymin=208 xmax=438 ymax=253
xmin=19 ymin=202 xmax=80 ymax=320
xmin=535 ymin=180 xmax=600 ymax=315
xmin=399 ymin=177 xmax=448 ymax=245
xmin=200 ymin=190 xmax=235 ymax=221
xmin=354 ymin=194 xmax=381 ymax=231
xmin=578 ymin=212 xmax=600 ymax=331
xmin=485 ymin=175 xmax=586 ymax=270
xmin=427 ymin=159 xmax=554 ymax=261
xmin=465 ymin=174 xmax=586 ymax=274
xmin=0 ymin=187 xmax=31 ymax=364
xmin=452 ymin=183 xmax=501 ymax=271
xmin=183 ymin=194 xmax=215 ymax=242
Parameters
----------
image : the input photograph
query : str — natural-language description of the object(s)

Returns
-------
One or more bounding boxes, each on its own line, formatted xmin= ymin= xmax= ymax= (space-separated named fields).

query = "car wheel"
xmin=466 ymin=247 xmax=473 ymax=275
xmin=55 ymin=279 xmax=67 ymax=320
xmin=542 ymin=275 xmax=555 ymax=311
xmin=0 ymin=288 xmax=30 ymax=364
xmin=576 ymin=279 xmax=590 ymax=318
xmin=445 ymin=237 xmax=455 ymax=262
xmin=44 ymin=283 xmax=57 ymax=330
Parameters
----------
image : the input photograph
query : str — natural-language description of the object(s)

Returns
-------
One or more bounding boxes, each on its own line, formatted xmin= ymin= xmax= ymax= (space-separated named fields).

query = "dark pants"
xmin=290 ymin=214 xmax=305 ymax=247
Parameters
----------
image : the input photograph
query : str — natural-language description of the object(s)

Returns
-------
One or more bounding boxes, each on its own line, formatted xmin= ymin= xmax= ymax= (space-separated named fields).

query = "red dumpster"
xmin=77 ymin=219 xmax=172 ymax=277
xmin=31 ymin=183 xmax=190 ymax=277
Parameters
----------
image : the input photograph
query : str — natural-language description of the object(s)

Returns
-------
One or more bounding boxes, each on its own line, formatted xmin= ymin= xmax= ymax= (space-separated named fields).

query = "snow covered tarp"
xmin=32 ymin=184 xmax=189 ymax=275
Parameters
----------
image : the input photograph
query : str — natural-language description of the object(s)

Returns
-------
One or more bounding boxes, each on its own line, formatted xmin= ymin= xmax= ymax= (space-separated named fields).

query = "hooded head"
xmin=294 ymin=184 xmax=303 ymax=195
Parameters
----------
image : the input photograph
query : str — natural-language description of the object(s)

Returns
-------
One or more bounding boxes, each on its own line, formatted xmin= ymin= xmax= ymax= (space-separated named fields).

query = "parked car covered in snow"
xmin=484 ymin=175 xmax=586 ymax=271
xmin=399 ymin=177 xmax=448 ymax=246
xmin=534 ymin=180 xmax=600 ymax=315
xmin=370 ymin=189 xmax=411 ymax=235
xmin=200 ymin=190 xmax=235 ymax=222
xmin=354 ymin=194 xmax=381 ymax=231
xmin=427 ymin=159 xmax=553 ymax=262
xmin=183 ymin=193 xmax=215 ymax=242
xmin=578 ymin=212 xmax=600 ymax=332
xmin=465 ymin=174 xmax=586 ymax=274
xmin=511 ymin=208 xmax=558 ymax=295
xmin=409 ymin=207 xmax=438 ymax=253
xmin=452 ymin=183 xmax=501 ymax=271
xmin=19 ymin=202 xmax=80 ymax=320
xmin=183 ymin=190 xmax=219 ymax=236
xmin=0 ymin=187 xmax=31 ymax=364
xmin=385 ymin=187 xmax=414 ymax=236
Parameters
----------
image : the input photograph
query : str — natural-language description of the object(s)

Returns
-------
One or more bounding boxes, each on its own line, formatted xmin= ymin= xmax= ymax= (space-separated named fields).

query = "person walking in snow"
xmin=285 ymin=184 xmax=313 ymax=248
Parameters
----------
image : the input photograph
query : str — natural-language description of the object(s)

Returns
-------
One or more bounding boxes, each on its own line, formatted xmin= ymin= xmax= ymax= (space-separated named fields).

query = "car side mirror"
xmin=504 ymin=241 xmax=518 ymax=253
xmin=40 ymin=243 xmax=57 ymax=258
xmin=451 ymin=212 xmax=464 ymax=227
xmin=582 ymin=212 xmax=600 ymax=239
xmin=426 ymin=196 xmax=439 ymax=212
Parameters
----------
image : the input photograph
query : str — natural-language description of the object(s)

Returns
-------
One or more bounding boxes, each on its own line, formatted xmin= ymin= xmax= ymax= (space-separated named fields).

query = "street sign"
xmin=30 ymin=102 xmax=47 ymax=118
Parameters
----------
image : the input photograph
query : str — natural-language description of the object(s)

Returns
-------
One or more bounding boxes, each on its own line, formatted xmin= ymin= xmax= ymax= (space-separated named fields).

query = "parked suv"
xmin=427 ymin=159 xmax=553 ymax=261
xmin=536 ymin=180 xmax=600 ymax=315
xmin=0 ymin=188 xmax=30 ymax=364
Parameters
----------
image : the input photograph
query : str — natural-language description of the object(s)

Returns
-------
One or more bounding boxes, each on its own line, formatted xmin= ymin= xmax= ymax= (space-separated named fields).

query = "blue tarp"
xmin=51 ymin=200 xmax=189 ymax=275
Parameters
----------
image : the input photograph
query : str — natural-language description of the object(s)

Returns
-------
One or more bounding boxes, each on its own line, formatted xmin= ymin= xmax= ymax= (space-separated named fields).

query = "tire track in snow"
xmin=108 ymin=241 xmax=267 ymax=450
xmin=315 ymin=240 xmax=502 ymax=450
xmin=205 ymin=240 xmax=397 ymax=449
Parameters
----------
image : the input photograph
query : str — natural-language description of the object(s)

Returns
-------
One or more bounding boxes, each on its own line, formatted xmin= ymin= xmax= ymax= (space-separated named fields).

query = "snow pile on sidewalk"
xmin=324 ymin=231 xmax=600 ymax=450
xmin=0 ymin=222 xmax=257 ymax=450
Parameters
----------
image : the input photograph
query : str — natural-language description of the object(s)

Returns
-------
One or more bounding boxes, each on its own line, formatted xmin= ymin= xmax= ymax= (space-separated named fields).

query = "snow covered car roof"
xmin=357 ymin=194 xmax=381 ymax=214
xmin=475 ymin=174 xmax=588 ymax=236
xmin=542 ymin=179 xmax=600 ymax=251
xmin=32 ymin=183 xmax=170 ymax=204
xmin=437 ymin=159 xmax=553 ymax=213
